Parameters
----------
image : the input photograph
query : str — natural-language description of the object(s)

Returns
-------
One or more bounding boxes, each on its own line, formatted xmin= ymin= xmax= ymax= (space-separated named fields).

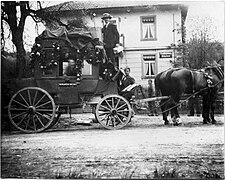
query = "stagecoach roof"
xmin=35 ymin=26 xmax=96 ymax=50
xmin=36 ymin=26 xmax=93 ymax=40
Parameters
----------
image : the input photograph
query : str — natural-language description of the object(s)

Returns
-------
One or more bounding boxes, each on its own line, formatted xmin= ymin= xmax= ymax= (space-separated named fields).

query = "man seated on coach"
xmin=120 ymin=66 xmax=135 ymax=101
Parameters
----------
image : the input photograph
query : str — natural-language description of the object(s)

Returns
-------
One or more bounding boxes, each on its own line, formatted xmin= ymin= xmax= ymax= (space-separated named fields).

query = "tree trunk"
xmin=12 ymin=29 xmax=26 ymax=79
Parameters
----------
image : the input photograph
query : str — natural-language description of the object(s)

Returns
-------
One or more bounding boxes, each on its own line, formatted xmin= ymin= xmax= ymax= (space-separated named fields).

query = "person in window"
xmin=102 ymin=13 xmax=119 ymax=67
xmin=64 ymin=59 xmax=77 ymax=76
xmin=147 ymin=79 xmax=158 ymax=116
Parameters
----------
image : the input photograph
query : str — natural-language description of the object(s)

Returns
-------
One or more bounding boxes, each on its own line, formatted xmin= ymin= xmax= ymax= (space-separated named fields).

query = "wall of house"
xmin=60 ymin=7 xmax=183 ymax=86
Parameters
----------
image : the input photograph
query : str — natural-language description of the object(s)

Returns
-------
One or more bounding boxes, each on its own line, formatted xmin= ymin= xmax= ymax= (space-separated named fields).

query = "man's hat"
xmin=101 ymin=13 xmax=112 ymax=19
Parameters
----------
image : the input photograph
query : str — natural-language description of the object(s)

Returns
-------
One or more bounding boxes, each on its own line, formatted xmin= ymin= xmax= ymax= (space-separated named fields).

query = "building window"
xmin=141 ymin=16 xmax=156 ymax=40
xmin=143 ymin=54 xmax=156 ymax=77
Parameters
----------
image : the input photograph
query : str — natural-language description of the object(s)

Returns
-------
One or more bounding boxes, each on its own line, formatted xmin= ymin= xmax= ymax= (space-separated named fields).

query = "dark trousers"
xmin=188 ymin=96 xmax=201 ymax=115
xmin=105 ymin=47 xmax=115 ymax=65
xmin=148 ymin=101 xmax=158 ymax=115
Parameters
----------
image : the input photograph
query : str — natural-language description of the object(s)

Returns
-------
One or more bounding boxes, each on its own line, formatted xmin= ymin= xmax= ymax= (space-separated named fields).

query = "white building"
xmin=46 ymin=1 xmax=188 ymax=86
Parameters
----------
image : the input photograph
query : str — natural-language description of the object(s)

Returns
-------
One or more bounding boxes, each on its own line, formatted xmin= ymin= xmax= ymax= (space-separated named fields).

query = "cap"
xmin=101 ymin=13 xmax=112 ymax=19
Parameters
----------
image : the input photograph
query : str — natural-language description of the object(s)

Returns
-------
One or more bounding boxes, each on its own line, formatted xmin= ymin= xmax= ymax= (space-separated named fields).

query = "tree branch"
xmin=1 ymin=16 xmax=9 ymax=24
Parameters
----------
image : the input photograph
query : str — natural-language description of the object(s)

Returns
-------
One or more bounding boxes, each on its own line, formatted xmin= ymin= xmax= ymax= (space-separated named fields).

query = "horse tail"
xmin=155 ymin=72 xmax=162 ymax=97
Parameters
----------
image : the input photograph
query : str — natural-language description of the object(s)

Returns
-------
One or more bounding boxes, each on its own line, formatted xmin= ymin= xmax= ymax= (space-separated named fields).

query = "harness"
xmin=190 ymin=67 xmax=216 ymax=94
xmin=190 ymin=70 xmax=195 ymax=96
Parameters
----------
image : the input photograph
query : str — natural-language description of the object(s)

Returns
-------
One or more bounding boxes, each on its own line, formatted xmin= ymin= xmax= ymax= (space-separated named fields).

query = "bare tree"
xmin=1 ymin=1 xmax=87 ymax=78
xmin=184 ymin=16 xmax=223 ymax=69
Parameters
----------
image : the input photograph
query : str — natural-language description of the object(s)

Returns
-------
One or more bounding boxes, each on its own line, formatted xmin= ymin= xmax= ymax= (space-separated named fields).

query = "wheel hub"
xmin=28 ymin=106 xmax=36 ymax=114
xmin=110 ymin=109 xmax=117 ymax=116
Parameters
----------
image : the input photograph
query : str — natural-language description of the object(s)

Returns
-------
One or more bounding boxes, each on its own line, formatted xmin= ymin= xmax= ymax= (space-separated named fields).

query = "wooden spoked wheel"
xmin=95 ymin=95 xmax=132 ymax=130
xmin=8 ymin=87 xmax=56 ymax=133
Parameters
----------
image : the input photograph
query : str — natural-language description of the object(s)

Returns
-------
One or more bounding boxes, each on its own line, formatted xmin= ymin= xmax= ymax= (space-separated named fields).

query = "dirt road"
xmin=1 ymin=114 xmax=224 ymax=179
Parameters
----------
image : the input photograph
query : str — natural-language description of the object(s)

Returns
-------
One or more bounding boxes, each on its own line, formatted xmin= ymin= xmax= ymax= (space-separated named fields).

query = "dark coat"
xmin=121 ymin=75 xmax=135 ymax=90
xmin=148 ymin=84 xmax=155 ymax=97
xmin=102 ymin=23 xmax=119 ymax=48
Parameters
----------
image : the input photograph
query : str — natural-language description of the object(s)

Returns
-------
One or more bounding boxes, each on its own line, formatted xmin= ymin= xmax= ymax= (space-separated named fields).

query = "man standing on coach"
xmin=102 ymin=13 xmax=120 ymax=66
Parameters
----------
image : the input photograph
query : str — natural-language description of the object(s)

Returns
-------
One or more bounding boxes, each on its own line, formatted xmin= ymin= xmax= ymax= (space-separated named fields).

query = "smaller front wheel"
xmin=95 ymin=95 xmax=132 ymax=130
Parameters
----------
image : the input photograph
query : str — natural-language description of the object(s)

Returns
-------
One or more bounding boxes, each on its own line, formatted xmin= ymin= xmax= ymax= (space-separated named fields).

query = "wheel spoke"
xmin=25 ymin=115 xmax=31 ymax=130
xmin=36 ymin=109 xmax=54 ymax=118
xmin=100 ymin=105 xmax=110 ymax=111
xmin=112 ymin=97 xmax=115 ymax=108
xmin=115 ymin=98 xmax=121 ymax=109
xmin=117 ymin=109 xmax=129 ymax=113
xmin=35 ymin=114 xmax=45 ymax=128
xmin=105 ymin=115 xmax=110 ymax=126
xmin=36 ymin=111 xmax=52 ymax=123
xmin=19 ymin=93 xmax=30 ymax=107
xmin=32 ymin=116 xmax=36 ymax=131
xmin=101 ymin=114 xmax=110 ymax=122
xmin=112 ymin=116 xmax=116 ymax=127
xmin=117 ymin=103 xmax=127 ymax=111
xmin=17 ymin=113 xmax=28 ymax=126
xmin=34 ymin=94 xmax=46 ymax=107
xmin=115 ymin=115 xmax=124 ymax=124
xmin=27 ymin=89 xmax=32 ymax=105
xmin=98 ymin=111 xmax=110 ymax=116
xmin=36 ymin=100 xmax=52 ymax=109
xmin=11 ymin=111 xmax=27 ymax=119
xmin=36 ymin=109 xmax=54 ymax=112
xmin=33 ymin=90 xmax=38 ymax=106
xmin=10 ymin=108 xmax=28 ymax=111
xmin=117 ymin=112 xmax=128 ymax=119
xmin=105 ymin=99 xmax=112 ymax=109
xmin=12 ymin=99 xmax=29 ymax=109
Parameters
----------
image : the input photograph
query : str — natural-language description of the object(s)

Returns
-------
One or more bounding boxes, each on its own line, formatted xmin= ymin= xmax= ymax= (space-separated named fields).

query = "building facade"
xmin=47 ymin=2 xmax=188 ymax=86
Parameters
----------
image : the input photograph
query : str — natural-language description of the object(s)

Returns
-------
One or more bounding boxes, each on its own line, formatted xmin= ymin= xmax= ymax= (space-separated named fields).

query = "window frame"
xmin=140 ymin=15 xmax=157 ymax=41
xmin=141 ymin=54 xmax=157 ymax=79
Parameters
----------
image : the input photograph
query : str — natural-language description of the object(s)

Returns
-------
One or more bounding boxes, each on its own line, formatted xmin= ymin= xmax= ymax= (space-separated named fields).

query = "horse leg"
xmin=160 ymin=99 xmax=169 ymax=125
xmin=210 ymin=95 xmax=217 ymax=124
xmin=202 ymin=95 xmax=210 ymax=124
xmin=170 ymin=95 xmax=182 ymax=125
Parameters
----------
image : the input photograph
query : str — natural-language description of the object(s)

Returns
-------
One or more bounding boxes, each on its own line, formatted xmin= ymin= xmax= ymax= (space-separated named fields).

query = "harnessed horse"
xmin=155 ymin=66 xmax=224 ymax=125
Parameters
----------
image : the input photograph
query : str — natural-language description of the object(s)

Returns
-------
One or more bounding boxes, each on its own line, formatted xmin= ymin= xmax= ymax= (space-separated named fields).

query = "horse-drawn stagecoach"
xmin=7 ymin=27 xmax=224 ymax=133
xmin=7 ymin=27 xmax=137 ymax=133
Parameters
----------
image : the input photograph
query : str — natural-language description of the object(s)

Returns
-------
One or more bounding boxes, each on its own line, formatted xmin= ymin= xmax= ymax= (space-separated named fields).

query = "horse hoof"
xmin=212 ymin=120 xmax=217 ymax=124
xmin=203 ymin=120 xmax=210 ymax=124
xmin=176 ymin=118 xmax=182 ymax=125
xmin=164 ymin=120 xmax=169 ymax=125
xmin=172 ymin=118 xmax=182 ymax=126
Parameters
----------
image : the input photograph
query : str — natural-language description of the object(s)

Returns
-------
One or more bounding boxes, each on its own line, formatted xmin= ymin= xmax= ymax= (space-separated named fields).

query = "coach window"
xmin=142 ymin=54 xmax=156 ymax=78
xmin=141 ymin=16 xmax=157 ymax=41
xmin=82 ymin=61 xmax=92 ymax=75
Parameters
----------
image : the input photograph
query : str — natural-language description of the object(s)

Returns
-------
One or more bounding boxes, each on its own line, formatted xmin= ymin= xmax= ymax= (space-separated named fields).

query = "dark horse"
xmin=155 ymin=66 xmax=224 ymax=125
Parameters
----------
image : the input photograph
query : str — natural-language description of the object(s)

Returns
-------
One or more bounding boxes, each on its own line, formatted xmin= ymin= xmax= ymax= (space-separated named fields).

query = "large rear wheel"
xmin=95 ymin=95 xmax=132 ymax=130
xmin=8 ymin=87 xmax=56 ymax=133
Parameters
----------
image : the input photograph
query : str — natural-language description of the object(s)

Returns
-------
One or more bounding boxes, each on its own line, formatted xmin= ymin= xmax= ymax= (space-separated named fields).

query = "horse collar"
xmin=203 ymin=70 xmax=213 ymax=87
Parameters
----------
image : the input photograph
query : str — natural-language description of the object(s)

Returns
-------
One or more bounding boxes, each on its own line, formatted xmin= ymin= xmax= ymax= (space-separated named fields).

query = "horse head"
xmin=203 ymin=65 xmax=224 ymax=91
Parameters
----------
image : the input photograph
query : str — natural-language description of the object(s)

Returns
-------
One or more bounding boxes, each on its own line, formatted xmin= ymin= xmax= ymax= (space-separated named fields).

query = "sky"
xmin=3 ymin=0 xmax=225 ymax=52
xmin=184 ymin=1 xmax=224 ymax=41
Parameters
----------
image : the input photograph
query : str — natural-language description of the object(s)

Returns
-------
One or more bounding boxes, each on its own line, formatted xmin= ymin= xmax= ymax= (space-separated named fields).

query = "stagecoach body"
xmin=7 ymin=27 xmax=133 ymax=133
